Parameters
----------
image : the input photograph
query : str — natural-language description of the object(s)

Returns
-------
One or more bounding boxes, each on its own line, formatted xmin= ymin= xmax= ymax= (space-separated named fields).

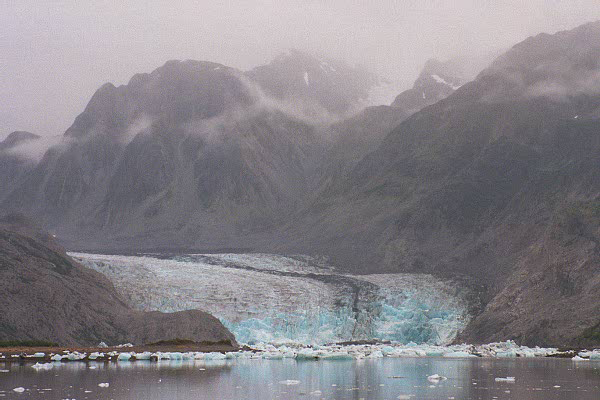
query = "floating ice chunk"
xmin=98 ymin=342 xmax=108 ymax=348
xmin=67 ymin=352 xmax=86 ymax=361
xmin=367 ymin=350 xmax=384 ymax=359
xmin=134 ymin=352 xmax=152 ymax=360
xmin=33 ymin=352 xmax=45 ymax=358
xmin=263 ymin=352 xmax=284 ymax=360
xmin=204 ymin=352 xmax=226 ymax=360
xmin=496 ymin=350 xmax=517 ymax=358
xmin=320 ymin=352 xmax=354 ymax=360
xmin=590 ymin=352 xmax=600 ymax=360
xmin=13 ymin=387 xmax=25 ymax=393
xmin=310 ymin=390 xmax=322 ymax=396
xmin=443 ymin=351 xmax=475 ymax=358
xmin=425 ymin=350 xmax=445 ymax=357
xmin=50 ymin=354 xmax=63 ymax=361
xmin=572 ymin=355 xmax=588 ymax=361
xmin=98 ymin=382 xmax=110 ymax=388
xmin=279 ymin=380 xmax=300 ymax=385
xmin=31 ymin=362 xmax=53 ymax=370
xmin=88 ymin=352 xmax=103 ymax=360
xmin=117 ymin=353 xmax=132 ymax=361
xmin=397 ymin=395 xmax=413 ymax=399
xmin=295 ymin=349 xmax=318 ymax=360
xmin=495 ymin=377 xmax=515 ymax=382
xmin=427 ymin=374 xmax=447 ymax=383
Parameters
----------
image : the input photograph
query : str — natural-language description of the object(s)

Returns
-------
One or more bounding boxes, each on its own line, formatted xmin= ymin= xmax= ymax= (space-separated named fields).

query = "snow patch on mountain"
xmin=431 ymin=74 xmax=461 ymax=90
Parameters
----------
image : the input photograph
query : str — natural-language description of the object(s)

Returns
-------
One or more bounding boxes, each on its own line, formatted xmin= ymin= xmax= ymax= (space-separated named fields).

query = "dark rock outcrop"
xmin=0 ymin=216 xmax=236 ymax=346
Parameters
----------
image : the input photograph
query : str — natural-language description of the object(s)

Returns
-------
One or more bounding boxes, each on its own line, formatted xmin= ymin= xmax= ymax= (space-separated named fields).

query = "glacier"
xmin=71 ymin=252 xmax=473 ymax=345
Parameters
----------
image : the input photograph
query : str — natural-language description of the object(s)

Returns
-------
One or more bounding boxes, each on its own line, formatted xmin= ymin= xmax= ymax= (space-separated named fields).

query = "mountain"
xmin=247 ymin=49 xmax=379 ymax=119
xmin=1 ymin=59 xmax=326 ymax=248
xmin=275 ymin=21 xmax=600 ymax=346
xmin=2 ymin=23 xmax=599 ymax=348
xmin=0 ymin=131 xmax=40 ymax=150
xmin=0 ymin=52 xmax=405 ymax=251
xmin=0 ymin=215 xmax=236 ymax=346
xmin=0 ymin=131 xmax=41 ymax=201
xmin=391 ymin=58 xmax=463 ymax=114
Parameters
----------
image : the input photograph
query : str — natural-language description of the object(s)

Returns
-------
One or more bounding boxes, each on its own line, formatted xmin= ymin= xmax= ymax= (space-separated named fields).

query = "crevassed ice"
xmin=70 ymin=252 xmax=472 ymax=345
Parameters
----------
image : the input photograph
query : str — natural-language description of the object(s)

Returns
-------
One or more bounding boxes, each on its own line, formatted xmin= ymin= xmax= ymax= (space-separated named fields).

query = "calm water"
xmin=1 ymin=358 xmax=599 ymax=399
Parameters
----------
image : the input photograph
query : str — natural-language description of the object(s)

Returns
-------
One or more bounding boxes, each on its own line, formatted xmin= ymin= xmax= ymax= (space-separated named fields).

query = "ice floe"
xmin=427 ymin=374 xmax=447 ymax=382
xmin=495 ymin=377 xmax=516 ymax=382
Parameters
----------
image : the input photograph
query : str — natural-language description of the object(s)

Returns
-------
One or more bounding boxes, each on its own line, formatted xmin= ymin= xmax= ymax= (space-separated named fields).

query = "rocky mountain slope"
xmin=247 ymin=49 xmax=379 ymax=118
xmin=0 ymin=131 xmax=41 ymax=201
xmin=0 ymin=215 xmax=236 ymax=346
xmin=1 ymin=23 xmax=599 ymax=347
xmin=0 ymin=52 xmax=420 ymax=251
xmin=276 ymin=21 xmax=600 ymax=346
xmin=1 ymin=60 xmax=328 ymax=247
xmin=391 ymin=58 xmax=463 ymax=114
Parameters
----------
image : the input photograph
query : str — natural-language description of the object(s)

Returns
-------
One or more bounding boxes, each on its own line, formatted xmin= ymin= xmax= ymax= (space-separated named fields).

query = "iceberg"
xmin=427 ymin=374 xmax=447 ymax=382
xmin=117 ymin=353 xmax=132 ymax=361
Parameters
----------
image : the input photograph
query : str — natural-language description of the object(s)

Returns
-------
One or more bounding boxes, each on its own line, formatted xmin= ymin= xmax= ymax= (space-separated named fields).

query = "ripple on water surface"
xmin=1 ymin=357 xmax=599 ymax=399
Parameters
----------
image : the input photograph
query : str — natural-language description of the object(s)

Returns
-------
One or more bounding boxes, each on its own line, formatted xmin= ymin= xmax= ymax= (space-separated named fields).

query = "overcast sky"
xmin=2 ymin=0 xmax=600 ymax=138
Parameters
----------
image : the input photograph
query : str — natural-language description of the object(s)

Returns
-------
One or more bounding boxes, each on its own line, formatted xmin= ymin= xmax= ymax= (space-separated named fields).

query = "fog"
xmin=2 ymin=0 xmax=600 ymax=138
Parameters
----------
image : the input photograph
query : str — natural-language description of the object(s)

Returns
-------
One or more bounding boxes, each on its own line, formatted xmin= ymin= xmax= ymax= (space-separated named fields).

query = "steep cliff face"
xmin=0 ymin=216 xmax=236 ymax=346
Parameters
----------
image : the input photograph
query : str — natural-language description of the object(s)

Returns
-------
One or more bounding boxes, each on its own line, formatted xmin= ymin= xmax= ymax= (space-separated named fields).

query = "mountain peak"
xmin=390 ymin=58 xmax=463 ymax=112
xmin=0 ymin=131 xmax=40 ymax=150
xmin=248 ymin=50 xmax=378 ymax=116
xmin=474 ymin=20 xmax=600 ymax=101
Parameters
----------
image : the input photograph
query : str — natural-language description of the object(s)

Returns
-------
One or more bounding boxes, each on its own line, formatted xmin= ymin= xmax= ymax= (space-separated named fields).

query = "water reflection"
xmin=0 ymin=358 xmax=598 ymax=399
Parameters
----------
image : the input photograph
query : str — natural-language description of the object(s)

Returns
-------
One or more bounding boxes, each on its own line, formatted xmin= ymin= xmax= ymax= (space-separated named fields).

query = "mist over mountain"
xmin=1 ymin=21 xmax=599 ymax=347
xmin=247 ymin=49 xmax=380 ymax=120
xmin=0 ymin=131 xmax=42 ymax=201
xmin=274 ymin=21 xmax=600 ymax=345
xmin=391 ymin=58 xmax=464 ymax=114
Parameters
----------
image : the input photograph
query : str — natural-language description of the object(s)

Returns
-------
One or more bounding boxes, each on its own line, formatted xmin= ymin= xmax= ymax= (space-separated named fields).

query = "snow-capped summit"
xmin=391 ymin=58 xmax=463 ymax=113
xmin=247 ymin=49 xmax=379 ymax=117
